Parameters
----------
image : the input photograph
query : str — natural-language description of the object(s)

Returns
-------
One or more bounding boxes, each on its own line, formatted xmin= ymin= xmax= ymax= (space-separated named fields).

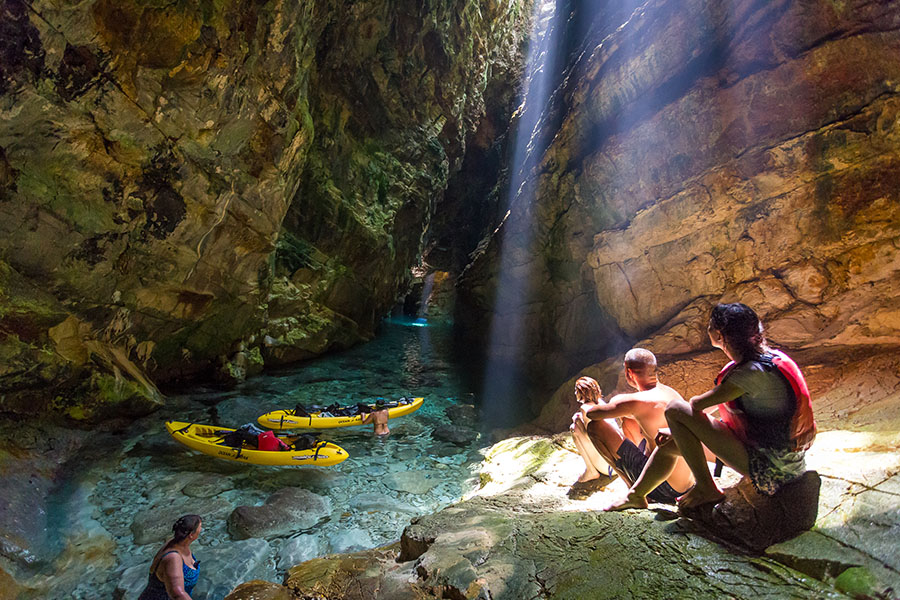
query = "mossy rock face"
xmin=0 ymin=0 xmax=531 ymax=419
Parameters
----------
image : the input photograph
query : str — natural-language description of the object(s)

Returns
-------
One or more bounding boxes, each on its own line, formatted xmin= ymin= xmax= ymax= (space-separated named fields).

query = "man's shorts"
xmin=614 ymin=439 xmax=685 ymax=504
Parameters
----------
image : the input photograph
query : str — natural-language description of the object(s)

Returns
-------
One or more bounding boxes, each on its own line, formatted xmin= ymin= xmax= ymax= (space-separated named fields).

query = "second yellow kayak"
xmin=258 ymin=397 xmax=425 ymax=430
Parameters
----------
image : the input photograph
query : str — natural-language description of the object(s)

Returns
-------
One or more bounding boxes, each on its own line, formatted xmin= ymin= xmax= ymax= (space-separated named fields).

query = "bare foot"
xmin=676 ymin=485 xmax=724 ymax=510
xmin=604 ymin=491 xmax=649 ymax=511
xmin=576 ymin=470 xmax=600 ymax=483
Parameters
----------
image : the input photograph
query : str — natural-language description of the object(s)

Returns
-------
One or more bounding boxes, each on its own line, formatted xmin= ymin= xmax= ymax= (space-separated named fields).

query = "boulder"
xmin=227 ymin=488 xmax=332 ymax=540
xmin=431 ymin=425 xmax=479 ymax=446
xmin=0 ymin=566 xmax=22 ymax=600
xmin=225 ymin=580 xmax=293 ymax=600
xmin=444 ymin=404 xmax=478 ymax=427
xmin=676 ymin=472 xmax=821 ymax=552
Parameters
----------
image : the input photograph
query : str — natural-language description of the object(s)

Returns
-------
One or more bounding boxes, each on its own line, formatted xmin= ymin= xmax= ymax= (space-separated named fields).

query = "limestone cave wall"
xmin=0 ymin=0 xmax=530 ymax=421
xmin=456 ymin=0 xmax=900 ymax=417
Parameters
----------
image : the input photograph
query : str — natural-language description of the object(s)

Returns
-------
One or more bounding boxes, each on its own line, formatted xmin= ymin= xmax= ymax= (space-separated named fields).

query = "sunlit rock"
xmin=224 ymin=580 xmax=292 ymax=600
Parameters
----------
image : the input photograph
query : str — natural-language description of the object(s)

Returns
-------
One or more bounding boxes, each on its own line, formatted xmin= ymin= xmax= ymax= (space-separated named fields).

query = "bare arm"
xmin=689 ymin=381 xmax=743 ymax=411
xmin=161 ymin=554 xmax=192 ymax=600
xmin=583 ymin=395 xmax=648 ymax=421
xmin=360 ymin=413 xmax=373 ymax=425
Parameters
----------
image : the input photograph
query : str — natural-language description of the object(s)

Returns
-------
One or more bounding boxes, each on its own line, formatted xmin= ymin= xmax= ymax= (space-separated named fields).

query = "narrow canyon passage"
xmin=1 ymin=0 xmax=899 ymax=598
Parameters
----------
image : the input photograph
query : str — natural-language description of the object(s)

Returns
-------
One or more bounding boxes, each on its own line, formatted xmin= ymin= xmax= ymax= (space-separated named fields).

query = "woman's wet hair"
xmin=574 ymin=377 xmax=601 ymax=403
xmin=709 ymin=303 xmax=766 ymax=360
xmin=165 ymin=514 xmax=202 ymax=549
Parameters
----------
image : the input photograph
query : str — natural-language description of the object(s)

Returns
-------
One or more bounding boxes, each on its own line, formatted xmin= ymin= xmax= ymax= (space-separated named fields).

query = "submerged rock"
xmin=181 ymin=473 xmax=233 ymax=499
xmin=350 ymin=492 xmax=418 ymax=515
xmin=383 ymin=471 xmax=440 ymax=495
xmin=227 ymin=488 xmax=332 ymax=540
xmin=131 ymin=497 xmax=232 ymax=546
xmin=329 ymin=528 xmax=375 ymax=554
xmin=431 ymin=424 xmax=479 ymax=446
xmin=191 ymin=538 xmax=272 ymax=600
xmin=444 ymin=404 xmax=478 ymax=427
xmin=114 ymin=562 xmax=150 ymax=600
xmin=277 ymin=535 xmax=321 ymax=570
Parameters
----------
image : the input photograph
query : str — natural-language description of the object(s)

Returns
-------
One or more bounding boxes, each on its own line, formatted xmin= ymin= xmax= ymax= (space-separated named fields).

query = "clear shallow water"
xmin=30 ymin=319 xmax=489 ymax=599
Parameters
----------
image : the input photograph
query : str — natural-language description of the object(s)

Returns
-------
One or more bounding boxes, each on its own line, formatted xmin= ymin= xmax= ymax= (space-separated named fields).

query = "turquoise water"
xmin=25 ymin=319 xmax=489 ymax=599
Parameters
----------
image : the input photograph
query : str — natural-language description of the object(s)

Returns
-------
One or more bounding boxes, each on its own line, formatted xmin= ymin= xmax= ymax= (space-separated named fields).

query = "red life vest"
xmin=714 ymin=349 xmax=816 ymax=452
xmin=257 ymin=430 xmax=289 ymax=451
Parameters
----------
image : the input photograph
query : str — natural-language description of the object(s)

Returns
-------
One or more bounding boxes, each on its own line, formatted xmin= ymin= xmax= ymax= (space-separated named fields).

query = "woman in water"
xmin=138 ymin=514 xmax=202 ymax=600
xmin=607 ymin=303 xmax=815 ymax=511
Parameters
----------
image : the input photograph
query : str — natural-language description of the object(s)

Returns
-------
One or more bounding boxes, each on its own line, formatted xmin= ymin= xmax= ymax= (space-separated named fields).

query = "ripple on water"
xmin=31 ymin=321 xmax=491 ymax=599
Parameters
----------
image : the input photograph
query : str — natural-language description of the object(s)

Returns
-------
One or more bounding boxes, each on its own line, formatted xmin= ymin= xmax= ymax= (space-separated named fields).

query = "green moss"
xmin=834 ymin=566 xmax=878 ymax=598
xmin=246 ymin=346 xmax=263 ymax=366
xmin=16 ymin=162 xmax=116 ymax=234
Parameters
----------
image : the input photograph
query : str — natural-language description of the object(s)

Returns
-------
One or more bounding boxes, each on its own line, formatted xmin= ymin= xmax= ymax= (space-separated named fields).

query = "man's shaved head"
xmin=624 ymin=348 xmax=657 ymax=375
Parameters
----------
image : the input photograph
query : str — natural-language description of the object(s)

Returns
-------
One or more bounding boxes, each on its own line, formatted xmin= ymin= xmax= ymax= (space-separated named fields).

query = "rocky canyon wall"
xmin=0 ymin=0 xmax=530 ymax=421
xmin=457 ymin=0 xmax=900 ymax=418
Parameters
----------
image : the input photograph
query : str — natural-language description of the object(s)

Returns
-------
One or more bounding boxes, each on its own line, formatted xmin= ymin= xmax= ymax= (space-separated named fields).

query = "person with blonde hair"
xmin=568 ymin=376 xmax=617 ymax=495
xmin=578 ymin=349 xmax=694 ymax=504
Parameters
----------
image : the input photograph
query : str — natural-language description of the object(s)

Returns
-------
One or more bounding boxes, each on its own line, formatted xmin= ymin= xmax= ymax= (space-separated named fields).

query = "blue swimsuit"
xmin=137 ymin=550 xmax=199 ymax=599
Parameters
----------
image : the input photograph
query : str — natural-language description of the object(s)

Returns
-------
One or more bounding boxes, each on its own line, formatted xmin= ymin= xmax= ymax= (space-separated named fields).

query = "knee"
xmin=664 ymin=399 xmax=691 ymax=423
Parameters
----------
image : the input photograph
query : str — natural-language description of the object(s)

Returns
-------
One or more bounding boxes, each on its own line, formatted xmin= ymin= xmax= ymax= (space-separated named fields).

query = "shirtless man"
xmin=361 ymin=400 xmax=390 ymax=436
xmin=580 ymin=348 xmax=694 ymax=505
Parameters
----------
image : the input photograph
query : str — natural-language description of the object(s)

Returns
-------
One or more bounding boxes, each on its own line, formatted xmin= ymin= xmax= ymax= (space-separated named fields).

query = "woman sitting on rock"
xmin=138 ymin=514 xmax=202 ymax=600
xmin=568 ymin=376 xmax=616 ymax=496
xmin=607 ymin=303 xmax=815 ymax=511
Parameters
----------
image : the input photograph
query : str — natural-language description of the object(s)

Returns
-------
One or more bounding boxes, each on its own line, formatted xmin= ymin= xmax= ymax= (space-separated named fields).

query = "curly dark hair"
xmin=709 ymin=303 xmax=767 ymax=361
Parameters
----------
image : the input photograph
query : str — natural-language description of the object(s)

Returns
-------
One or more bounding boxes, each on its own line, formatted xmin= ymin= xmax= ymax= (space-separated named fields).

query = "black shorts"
xmin=615 ymin=439 xmax=685 ymax=504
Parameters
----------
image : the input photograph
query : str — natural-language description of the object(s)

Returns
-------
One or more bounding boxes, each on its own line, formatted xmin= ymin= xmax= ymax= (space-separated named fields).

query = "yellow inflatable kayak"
xmin=258 ymin=396 xmax=425 ymax=430
xmin=165 ymin=421 xmax=348 ymax=466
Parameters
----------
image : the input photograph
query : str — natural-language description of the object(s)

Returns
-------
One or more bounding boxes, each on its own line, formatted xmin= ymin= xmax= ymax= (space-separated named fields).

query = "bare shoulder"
xmin=655 ymin=382 xmax=684 ymax=402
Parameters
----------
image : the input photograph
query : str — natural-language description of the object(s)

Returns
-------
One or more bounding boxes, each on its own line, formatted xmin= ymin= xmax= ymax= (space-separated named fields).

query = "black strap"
xmin=714 ymin=458 xmax=724 ymax=477
xmin=175 ymin=423 xmax=193 ymax=434
xmin=312 ymin=442 xmax=324 ymax=461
